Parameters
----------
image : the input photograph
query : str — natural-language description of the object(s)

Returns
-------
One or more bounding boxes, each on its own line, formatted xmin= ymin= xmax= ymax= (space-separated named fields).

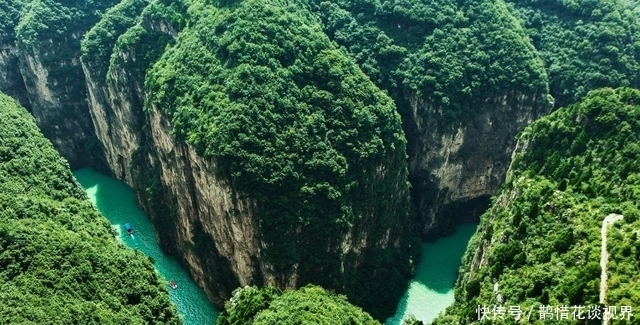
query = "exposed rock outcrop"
xmin=80 ymin=1 xmax=416 ymax=320
xmin=16 ymin=42 xmax=101 ymax=169
xmin=0 ymin=44 xmax=30 ymax=110
xmin=406 ymin=92 xmax=552 ymax=239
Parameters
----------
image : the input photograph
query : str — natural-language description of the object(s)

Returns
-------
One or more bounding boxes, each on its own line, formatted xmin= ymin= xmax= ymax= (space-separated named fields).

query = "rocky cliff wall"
xmin=15 ymin=41 xmax=102 ymax=169
xmin=82 ymin=58 xmax=144 ymax=184
xmin=3 ymin=0 xmax=117 ymax=170
xmin=80 ymin=2 xmax=416 ymax=319
xmin=0 ymin=44 xmax=30 ymax=110
xmin=405 ymin=91 xmax=552 ymax=239
xmin=80 ymin=5 xmax=263 ymax=307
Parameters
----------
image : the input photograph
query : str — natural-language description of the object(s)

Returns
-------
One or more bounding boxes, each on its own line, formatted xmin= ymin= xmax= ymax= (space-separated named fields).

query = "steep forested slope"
xmin=309 ymin=0 xmax=549 ymax=118
xmin=507 ymin=0 xmax=640 ymax=107
xmin=306 ymin=0 xmax=553 ymax=239
xmin=0 ymin=93 xmax=180 ymax=324
xmin=216 ymin=285 xmax=381 ymax=325
xmin=435 ymin=87 xmax=640 ymax=324
xmin=2 ymin=0 xmax=640 ymax=322
xmin=143 ymin=0 xmax=416 ymax=318
xmin=78 ymin=0 xmax=418 ymax=319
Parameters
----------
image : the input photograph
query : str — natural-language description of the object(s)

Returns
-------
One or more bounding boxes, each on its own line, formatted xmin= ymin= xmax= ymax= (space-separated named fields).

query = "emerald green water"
xmin=73 ymin=168 xmax=219 ymax=325
xmin=386 ymin=223 xmax=478 ymax=325
xmin=73 ymin=167 xmax=476 ymax=325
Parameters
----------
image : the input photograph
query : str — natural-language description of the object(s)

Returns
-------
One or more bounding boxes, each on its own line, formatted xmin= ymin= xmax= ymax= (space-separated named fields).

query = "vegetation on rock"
xmin=307 ymin=0 xmax=550 ymax=121
xmin=217 ymin=285 xmax=381 ymax=325
xmin=0 ymin=93 xmax=181 ymax=325
xmin=144 ymin=0 xmax=416 ymax=318
xmin=507 ymin=0 xmax=640 ymax=107
xmin=434 ymin=87 xmax=640 ymax=324
xmin=2 ymin=0 xmax=640 ymax=322
xmin=81 ymin=0 xmax=150 ymax=82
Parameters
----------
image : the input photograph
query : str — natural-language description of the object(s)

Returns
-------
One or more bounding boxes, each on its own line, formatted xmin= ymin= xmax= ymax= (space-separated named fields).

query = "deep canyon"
xmin=1 ymin=0 xmax=639 ymax=322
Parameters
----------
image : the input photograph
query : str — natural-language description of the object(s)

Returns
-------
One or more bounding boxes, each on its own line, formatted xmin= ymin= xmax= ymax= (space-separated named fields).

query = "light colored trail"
xmin=600 ymin=213 xmax=624 ymax=308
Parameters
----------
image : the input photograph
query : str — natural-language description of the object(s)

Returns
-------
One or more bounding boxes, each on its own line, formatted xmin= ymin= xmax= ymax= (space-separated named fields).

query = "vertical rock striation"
xmin=81 ymin=0 xmax=416 ymax=319
xmin=0 ymin=44 xmax=30 ymax=110
xmin=6 ymin=0 xmax=117 ymax=169
xmin=406 ymin=92 xmax=552 ymax=239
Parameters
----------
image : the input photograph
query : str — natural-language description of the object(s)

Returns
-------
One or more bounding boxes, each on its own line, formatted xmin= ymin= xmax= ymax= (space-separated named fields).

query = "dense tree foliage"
xmin=507 ymin=0 xmax=640 ymax=107
xmin=11 ymin=0 xmax=118 ymax=89
xmin=15 ymin=0 xmax=117 ymax=44
xmin=81 ymin=0 xmax=150 ymax=81
xmin=7 ymin=0 xmax=639 ymax=322
xmin=306 ymin=0 xmax=550 ymax=121
xmin=434 ymin=87 xmax=640 ymax=324
xmin=144 ymin=0 xmax=416 ymax=318
xmin=0 ymin=0 xmax=25 ymax=42
xmin=0 ymin=93 xmax=181 ymax=324
xmin=217 ymin=285 xmax=381 ymax=325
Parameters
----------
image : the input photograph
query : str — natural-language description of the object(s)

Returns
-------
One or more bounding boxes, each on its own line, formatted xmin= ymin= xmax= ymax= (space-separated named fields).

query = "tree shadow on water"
xmin=414 ymin=224 xmax=478 ymax=294
xmin=73 ymin=167 xmax=99 ymax=189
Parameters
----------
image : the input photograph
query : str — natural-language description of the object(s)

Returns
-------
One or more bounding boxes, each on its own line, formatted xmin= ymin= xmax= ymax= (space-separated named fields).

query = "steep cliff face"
xmin=4 ymin=0 xmax=117 ymax=169
xmin=309 ymin=0 xmax=552 ymax=239
xmin=146 ymin=106 xmax=259 ymax=305
xmin=16 ymin=43 xmax=98 ymax=169
xmin=0 ymin=44 xmax=30 ymax=110
xmin=434 ymin=87 xmax=640 ymax=324
xmin=0 ymin=0 xmax=29 ymax=109
xmin=406 ymin=92 xmax=552 ymax=239
xmin=83 ymin=60 xmax=144 ymax=184
xmin=81 ymin=0 xmax=416 ymax=319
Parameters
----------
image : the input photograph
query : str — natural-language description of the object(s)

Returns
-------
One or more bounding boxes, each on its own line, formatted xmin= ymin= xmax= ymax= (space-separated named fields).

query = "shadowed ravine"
xmin=73 ymin=168 xmax=219 ymax=325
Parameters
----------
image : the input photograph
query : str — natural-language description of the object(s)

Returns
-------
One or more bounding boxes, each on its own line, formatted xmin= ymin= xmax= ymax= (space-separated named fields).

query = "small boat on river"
xmin=124 ymin=223 xmax=134 ymax=235
xmin=169 ymin=280 xmax=178 ymax=289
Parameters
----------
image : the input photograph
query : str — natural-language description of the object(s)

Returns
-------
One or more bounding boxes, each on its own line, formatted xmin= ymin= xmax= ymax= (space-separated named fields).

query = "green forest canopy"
xmin=144 ymin=0 xmax=415 ymax=319
xmin=2 ymin=0 xmax=639 ymax=322
xmin=434 ymin=87 xmax=640 ymax=324
xmin=216 ymin=285 xmax=381 ymax=325
xmin=0 ymin=93 xmax=181 ymax=325
xmin=308 ymin=0 xmax=551 ymax=120
xmin=507 ymin=0 xmax=640 ymax=107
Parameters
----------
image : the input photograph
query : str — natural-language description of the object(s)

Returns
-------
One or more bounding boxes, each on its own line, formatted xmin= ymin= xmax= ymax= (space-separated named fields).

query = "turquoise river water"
xmin=73 ymin=168 xmax=477 ymax=325
xmin=385 ymin=223 xmax=478 ymax=325
xmin=73 ymin=168 xmax=219 ymax=325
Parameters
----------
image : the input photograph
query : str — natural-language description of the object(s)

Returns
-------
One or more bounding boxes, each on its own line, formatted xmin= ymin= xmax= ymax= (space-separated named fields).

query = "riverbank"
xmin=73 ymin=168 xmax=219 ymax=325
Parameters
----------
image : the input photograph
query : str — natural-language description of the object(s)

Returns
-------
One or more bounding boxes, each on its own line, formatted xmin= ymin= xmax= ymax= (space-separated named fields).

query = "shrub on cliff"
xmin=0 ymin=93 xmax=181 ymax=324
xmin=434 ymin=87 xmax=640 ymax=324
xmin=217 ymin=285 xmax=381 ymax=325
xmin=81 ymin=0 xmax=150 ymax=82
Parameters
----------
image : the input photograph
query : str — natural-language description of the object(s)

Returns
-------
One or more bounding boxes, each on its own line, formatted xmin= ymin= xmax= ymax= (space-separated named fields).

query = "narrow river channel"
xmin=386 ymin=223 xmax=478 ymax=325
xmin=74 ymin=168 xmax=477 ymax=325
xmin=73 ymin=168 xmax=219 ymax=325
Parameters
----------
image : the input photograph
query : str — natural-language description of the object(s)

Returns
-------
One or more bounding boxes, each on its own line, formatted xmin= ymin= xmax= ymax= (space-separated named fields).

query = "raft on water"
xmin=124 ymin=223 xmax=133 ymax=235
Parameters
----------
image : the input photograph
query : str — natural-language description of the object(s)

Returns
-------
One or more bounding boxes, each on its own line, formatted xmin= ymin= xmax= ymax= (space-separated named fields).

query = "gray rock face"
xmin=0 ymin=44 xmax=30 ymax=110
xmin=79 ymin=12 xmax=414 ymax=316
xmin=405 ymin=92 xmax=552 ymax=239
xmin=16 ymin=40 xmax=101 ymax=169
xmin=0 ymin=0 xmax=554 ymax=317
